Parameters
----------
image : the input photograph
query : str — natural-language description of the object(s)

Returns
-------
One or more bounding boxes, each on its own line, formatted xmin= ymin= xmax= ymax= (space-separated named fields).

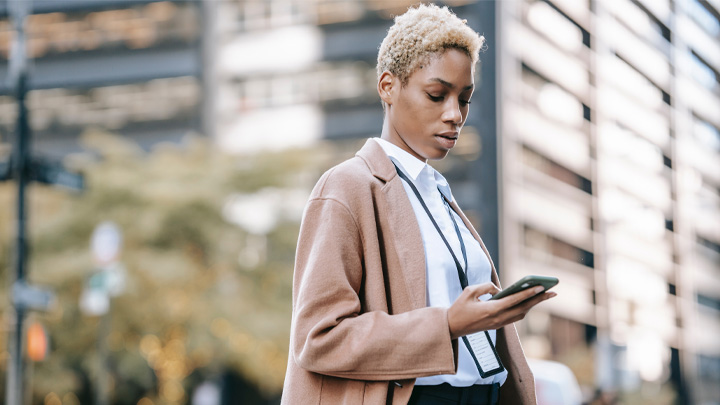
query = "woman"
xmin=282 ymin=4 xmax=556 ymax=404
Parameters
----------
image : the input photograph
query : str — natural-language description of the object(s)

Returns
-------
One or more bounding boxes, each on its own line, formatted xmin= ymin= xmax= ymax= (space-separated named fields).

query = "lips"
xmin=435 ymin=132 xmax=458 ymax=149
xmin=437 ymin=133 xmax=458 ymax=140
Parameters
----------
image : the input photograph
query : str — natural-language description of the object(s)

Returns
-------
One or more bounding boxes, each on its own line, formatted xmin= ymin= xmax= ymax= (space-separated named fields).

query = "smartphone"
xmin=490 ymin=275 xmax=558 ymax=301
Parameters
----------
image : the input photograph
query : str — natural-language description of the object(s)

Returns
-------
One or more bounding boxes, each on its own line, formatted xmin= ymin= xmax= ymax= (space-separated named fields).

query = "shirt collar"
xmin=374 ymin=137 xmax=454 ymax=202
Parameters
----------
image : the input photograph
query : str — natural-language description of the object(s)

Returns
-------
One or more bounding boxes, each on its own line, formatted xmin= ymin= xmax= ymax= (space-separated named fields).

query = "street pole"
xmin=5 ymin=1 xmax=31 ymax=404
xmin=7 ymin=73 xmax=29 ymax=405
xmin=2 ymin=3 xmax=81 ymax=403
xmin=96 ymin=305 xmax=110 ymax=405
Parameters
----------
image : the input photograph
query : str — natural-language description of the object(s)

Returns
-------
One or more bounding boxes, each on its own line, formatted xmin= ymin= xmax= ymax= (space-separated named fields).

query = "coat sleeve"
xmin=289 ymin=197 xmax=458 ymax=381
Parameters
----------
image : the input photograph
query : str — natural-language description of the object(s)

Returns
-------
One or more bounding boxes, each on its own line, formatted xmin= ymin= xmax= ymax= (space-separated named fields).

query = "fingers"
xmin=496 ymin=286 xmax=547 ymax=308
xmin=449 ymin=283 xmax=500 ymax=339
xmin=450 ymin=284 xmax=557 ymax=338
xmin=464 ymin=282 xmax=500 ymax=299
xmin=525 ymin=290 xmax=556 ymax=308
xmin=503 ymin=291 xmax=557 ymax=321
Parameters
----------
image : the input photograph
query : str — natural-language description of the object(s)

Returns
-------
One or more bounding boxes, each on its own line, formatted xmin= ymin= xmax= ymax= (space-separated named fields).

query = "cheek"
xmin=398 ymin=92 xmax=418 ymax=110
xmin=396 ymin=94 xmax=423 ymax=123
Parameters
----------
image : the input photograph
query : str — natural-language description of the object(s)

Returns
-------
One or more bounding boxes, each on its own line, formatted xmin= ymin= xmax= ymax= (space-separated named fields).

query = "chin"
xmin=428 ymin=150 xmax=450 ymax=160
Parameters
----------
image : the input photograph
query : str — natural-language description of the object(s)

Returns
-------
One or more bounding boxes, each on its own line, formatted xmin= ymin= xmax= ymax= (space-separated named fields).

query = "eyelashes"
xmin=426 ymin=93 xmax=472 ymax=106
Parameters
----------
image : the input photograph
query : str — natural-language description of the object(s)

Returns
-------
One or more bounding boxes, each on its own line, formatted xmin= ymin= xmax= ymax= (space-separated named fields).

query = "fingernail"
xmin=534 ymin=286 xmax=545 ymax=294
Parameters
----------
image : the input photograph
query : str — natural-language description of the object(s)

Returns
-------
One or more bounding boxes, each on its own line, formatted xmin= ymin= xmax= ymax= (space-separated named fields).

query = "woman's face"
xmin=380 ymin=48 xmax=474 ymax=162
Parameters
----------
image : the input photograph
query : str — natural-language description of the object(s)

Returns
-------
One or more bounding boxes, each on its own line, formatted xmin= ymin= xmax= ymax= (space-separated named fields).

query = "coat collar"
xmin=355 ymin=138 xmax=397 ymax=183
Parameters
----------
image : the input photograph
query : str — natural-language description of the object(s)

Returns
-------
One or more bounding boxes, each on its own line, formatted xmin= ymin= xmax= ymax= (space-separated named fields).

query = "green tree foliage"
xmin=0 ymin=130 xmax=357 ymax=404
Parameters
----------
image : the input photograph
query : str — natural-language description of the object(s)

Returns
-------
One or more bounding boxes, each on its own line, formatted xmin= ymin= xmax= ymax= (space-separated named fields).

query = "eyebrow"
xmin=429 ymin=77 xmax=474 ymax=91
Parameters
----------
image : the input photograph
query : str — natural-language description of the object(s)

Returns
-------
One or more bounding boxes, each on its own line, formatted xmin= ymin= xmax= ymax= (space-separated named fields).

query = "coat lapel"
xmin=356 ymin=139 xmax=427 ymax=310
xmin=382 ymin=176 xmax=428 ymax=310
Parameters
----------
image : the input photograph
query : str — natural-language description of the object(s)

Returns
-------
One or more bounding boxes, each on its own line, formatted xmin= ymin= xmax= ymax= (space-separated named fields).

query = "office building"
xmin=220 ymin=0 xmax=720 ymax=402
xmin=499 ymin=0 xmax=719 ymax=402
xmin=0 ymin=0 xmax=205 ymax=157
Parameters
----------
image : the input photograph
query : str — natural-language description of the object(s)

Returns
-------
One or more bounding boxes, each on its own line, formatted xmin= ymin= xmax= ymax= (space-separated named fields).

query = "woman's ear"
xmin=377 ymin=71 xmax=395 ymax=106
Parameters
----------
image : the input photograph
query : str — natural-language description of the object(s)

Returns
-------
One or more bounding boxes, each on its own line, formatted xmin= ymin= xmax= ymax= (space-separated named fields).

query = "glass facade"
xmin=501 ymin=0 xmax=720 ymax=402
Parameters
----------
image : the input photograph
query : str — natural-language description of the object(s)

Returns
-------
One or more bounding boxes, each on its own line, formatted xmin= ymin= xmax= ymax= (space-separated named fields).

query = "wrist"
xmin=447 ymin=307 xmax=461 ymax=340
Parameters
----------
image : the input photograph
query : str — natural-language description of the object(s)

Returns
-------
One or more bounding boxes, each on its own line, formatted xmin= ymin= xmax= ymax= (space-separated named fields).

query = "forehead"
xmin=407 ymin=49 xmax=474 ymax=87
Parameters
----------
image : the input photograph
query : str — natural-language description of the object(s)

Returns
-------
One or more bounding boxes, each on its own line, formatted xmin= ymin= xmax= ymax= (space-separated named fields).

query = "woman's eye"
xmin=427 ymin=94 xmax=444 ymax=102
xmin=460 ymin=99 xmax=472 ymax=107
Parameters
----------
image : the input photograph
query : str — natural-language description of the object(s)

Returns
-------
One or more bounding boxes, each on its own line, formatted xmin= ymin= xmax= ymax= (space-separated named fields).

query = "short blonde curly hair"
xmin=377 ymin=3 xmax=485 ymax=84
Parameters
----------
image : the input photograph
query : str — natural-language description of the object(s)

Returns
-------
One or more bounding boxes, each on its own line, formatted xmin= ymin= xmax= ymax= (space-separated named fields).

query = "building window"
xmin=698 ymin=354 xmax=720 ymax=381
xmin=239 ymin=0 xmax=309 ymax=31
xmin=692 ymin=114 xmax=720 ymax=151
xmin=697 ymin=236 xmax=720 ymax=255
xmin=522 ymin=146 xmax=592 ymax=193
xmin=683 ymin=0 xmax=720 ymax=37
xmin=525 ymin=0 xmax=586 ymax=54
xmin=607 ymin=0 xmax=671 ymax=43
xmin=521 ymin=65 xmax=586 ymax=128
xmin=0 ymin=76 xmax=201 ymax=133
xmin=0 ymin=2 xmax=200 ymax=60
xmin=697 ymin=293 xmax=720 ymax=311
xmin=689 ymin=50 xmax=720 ymax=92
xmin=523 ymin=225 xmax=595 ymax=267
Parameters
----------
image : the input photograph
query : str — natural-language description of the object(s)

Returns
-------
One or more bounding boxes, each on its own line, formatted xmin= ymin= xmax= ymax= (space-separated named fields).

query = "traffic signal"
xmin=26 ymin=322 xmax=48 ymax=362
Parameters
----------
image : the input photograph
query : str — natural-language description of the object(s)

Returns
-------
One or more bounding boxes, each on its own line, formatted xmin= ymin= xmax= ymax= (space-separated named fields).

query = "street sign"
xmin=104 ymin=262 xmax=127 ymax=297
xmin=30 ymin=158 xmax=84 ymax=191
xmin=79 ymin=288 xmax=109 ymax=316
xmin=91 ymin=222 xmax=122 ymax=265
xmin=0 ymin=159 xmax=10 ymax=181
xmin=86 ymin=265 xmax=126 ymax=296
xmin=12 ymin=281 xmax=55 ymax=312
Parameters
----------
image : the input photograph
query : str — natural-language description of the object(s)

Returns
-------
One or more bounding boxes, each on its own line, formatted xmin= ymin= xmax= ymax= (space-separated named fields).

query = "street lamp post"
xmin=5 ymin=2 xmax=31 ymax=404
xmin=2 ymin=2 xmax=84 ymax=403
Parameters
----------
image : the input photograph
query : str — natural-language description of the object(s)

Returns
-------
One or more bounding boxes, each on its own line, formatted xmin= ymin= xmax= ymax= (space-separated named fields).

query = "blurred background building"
xmin=497 ymin=0 xmax=720 ymax=403
xmin=1 ymin=0 xmax=719 ymax=404
xmin=0 ymin=0 xmax=205 ymax=157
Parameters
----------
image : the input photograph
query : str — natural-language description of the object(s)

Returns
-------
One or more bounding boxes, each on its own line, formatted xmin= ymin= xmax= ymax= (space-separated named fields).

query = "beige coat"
xmin=282 ymin=139 xmax=536 ymax=404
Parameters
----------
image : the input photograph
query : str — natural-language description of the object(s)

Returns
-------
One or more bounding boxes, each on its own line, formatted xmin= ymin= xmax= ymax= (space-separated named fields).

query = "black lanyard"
xmin=393 ymin=163 xmax=469 ymax=289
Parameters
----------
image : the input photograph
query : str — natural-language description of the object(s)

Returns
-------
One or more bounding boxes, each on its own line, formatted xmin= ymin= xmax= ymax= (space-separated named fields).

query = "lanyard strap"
xmin=443 ymin=198 xmax=469 ymax=280
xmin=393 ymin=163 xmax=469 ymax=289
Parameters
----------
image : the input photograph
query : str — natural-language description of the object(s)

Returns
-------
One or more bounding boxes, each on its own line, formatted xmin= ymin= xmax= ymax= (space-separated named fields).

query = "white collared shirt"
xmin=375 ymin=137 xmax=508 ymax=387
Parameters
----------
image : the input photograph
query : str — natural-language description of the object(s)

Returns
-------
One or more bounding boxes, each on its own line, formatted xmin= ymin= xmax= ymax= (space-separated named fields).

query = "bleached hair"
xmin=377 ymin=3 xmax=485 ymax=84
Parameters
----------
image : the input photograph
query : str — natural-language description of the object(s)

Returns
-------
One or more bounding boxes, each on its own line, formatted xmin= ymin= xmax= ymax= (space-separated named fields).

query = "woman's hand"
xmin=447 ymin=282 xmax=556 ymax=339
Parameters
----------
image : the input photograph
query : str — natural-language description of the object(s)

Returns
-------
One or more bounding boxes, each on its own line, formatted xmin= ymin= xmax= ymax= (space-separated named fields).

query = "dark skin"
xmin=378 ymin=48 xmax=556 ymax=340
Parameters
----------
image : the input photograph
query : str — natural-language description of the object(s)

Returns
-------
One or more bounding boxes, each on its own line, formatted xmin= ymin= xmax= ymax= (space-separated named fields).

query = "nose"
xmin=441 ymin=98 xmax=462 ymax=124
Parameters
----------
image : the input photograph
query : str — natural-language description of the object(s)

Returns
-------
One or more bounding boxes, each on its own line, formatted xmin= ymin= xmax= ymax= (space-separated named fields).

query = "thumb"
xmin=464 ymin=282 xmax=500 ymax=299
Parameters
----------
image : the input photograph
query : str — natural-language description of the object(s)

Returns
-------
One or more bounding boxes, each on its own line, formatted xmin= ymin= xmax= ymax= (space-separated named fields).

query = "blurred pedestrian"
xmin=282 ymin=4 xmax=555 ymax=404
